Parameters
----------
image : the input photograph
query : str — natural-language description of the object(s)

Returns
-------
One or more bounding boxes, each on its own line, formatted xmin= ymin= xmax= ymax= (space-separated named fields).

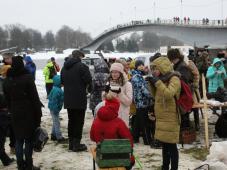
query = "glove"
xmin=105 ymin=84 xmax=110 ymax=93
xmin=145 ymin=76 xmax=159 ymax=85
xmin=110 ymin=86 xmax=121 ymax=94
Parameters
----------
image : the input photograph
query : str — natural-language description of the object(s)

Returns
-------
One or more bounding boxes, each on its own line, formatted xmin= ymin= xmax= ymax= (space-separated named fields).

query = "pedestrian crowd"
xmin=0 ymin=48 xmax=227 ymax=170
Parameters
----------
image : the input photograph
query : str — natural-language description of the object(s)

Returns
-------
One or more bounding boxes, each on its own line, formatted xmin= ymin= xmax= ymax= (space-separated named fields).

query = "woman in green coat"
xmin=147 ymin=57 xmax=181 ymax=170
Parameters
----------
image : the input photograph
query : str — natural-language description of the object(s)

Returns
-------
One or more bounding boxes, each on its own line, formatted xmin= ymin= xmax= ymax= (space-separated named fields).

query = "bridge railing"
xmin=91 ymin=19 xmax=227 ymax=42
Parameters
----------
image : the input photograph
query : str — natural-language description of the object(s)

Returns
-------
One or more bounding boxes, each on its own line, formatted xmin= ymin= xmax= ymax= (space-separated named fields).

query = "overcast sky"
xmin=0 ymin=0 xmax=226 ymax=37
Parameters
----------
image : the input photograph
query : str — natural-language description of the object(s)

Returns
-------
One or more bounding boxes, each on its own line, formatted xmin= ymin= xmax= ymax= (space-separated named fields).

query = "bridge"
xmin=81 ymin=19 xmax=227 ymax=51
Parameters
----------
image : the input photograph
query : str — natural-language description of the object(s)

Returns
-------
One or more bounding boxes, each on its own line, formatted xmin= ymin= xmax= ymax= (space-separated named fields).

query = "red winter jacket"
xmin=90 ymin=98 xmax=134 ymax=163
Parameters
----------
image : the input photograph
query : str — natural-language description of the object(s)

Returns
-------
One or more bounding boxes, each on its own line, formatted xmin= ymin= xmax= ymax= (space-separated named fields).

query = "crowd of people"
xmin=0 ymin=48 xmax=227 ymax=170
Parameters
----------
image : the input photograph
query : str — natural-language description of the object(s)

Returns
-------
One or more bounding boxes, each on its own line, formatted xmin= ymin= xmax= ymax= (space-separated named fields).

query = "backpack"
xmin=175 ymin=79 xmax=194 ymax=115
xmin=48 ymin=66 xmax=57 ymax=79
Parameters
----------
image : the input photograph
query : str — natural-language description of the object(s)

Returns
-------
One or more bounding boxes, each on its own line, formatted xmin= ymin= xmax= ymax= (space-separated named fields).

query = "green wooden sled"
xmin=96 ymin=139 xmax=132 ymax=168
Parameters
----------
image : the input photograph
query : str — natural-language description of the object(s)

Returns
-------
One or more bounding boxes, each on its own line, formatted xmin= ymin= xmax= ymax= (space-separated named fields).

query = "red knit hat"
xmin=97 ymin=98 xmax=120 ymax=121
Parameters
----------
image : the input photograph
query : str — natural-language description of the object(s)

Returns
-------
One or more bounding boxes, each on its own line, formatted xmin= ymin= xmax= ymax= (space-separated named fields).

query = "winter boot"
xmin=25 ymin=159 xmax=40 ymax=170
xmin=72 ymin=139 xmax=87 ymax=152
xmin=57 ymin=137 xmax=68 ymax=144
xmin=68 ymin=138 xmax=73 ymax=151
xmin=17 ymin=160 xmax=25 ymax=170
xmin=0 ymin=151 xmax=15 ymax=166
xmin=50 ymin=134 xmax=57 ymax=141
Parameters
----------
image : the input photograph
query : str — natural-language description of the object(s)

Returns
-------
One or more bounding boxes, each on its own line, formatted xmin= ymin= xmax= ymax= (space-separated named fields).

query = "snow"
xmin=204 ymin=141 xmax=227 ymax=169
xmin=7 ymin=67 xmax=227 ymax=170
xmin=0 ymin=69 xmax=205 ymax=170
xmin=25 ymin=50 xmax=154 ymax=61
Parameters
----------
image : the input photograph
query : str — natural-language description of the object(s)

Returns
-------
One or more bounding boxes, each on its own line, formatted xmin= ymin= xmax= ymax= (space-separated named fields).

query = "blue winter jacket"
xmin=24 ymin=56 xmax=36 ymax=80
xmin=206 ymin=58 xmax=227 ymax=93
xmin=131 ymin=69 xmax=151 ymax=109
xmin=48 ymin=75 xmax=64 ymax=113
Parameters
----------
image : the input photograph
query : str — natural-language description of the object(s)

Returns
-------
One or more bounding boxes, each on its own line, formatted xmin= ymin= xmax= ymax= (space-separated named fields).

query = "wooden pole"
xmin=202 ymin=74 xmax=209 ymax=148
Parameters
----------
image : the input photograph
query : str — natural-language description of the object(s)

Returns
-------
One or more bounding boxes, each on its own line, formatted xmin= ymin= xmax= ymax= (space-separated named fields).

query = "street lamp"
xmin=180 ymin=0 xmax=183 ymax=21
xmin=153 ymin=2 xmax=156 ymax=21
xmin=221 ymin=0 xmax=223 ymax=20
xmin=134 ymin=6 xmax=136 ymax=20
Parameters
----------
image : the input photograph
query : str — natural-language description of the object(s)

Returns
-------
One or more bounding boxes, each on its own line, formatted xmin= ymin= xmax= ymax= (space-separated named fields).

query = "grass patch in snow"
xmin=151 ymin=165 xmax=162 ymax=170
xmin=181 ymin=147 xmax=209 ymax=161
xmin=51 ymin=166 xmax=60 ymax=170
xmin=61 ymin=144 xmax=68 ymax=149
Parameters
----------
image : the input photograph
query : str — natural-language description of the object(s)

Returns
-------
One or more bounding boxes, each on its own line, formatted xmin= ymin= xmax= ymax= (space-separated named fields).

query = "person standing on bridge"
xmin=61 ymin=50 xmax=92 ymax=152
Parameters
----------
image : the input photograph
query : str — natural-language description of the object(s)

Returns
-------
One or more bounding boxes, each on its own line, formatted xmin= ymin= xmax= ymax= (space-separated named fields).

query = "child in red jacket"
xmin=90 ymin=96 xmax=134 ymax=170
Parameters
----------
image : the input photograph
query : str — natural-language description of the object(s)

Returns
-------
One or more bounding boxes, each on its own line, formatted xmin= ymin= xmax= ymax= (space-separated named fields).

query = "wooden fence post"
xmin=202 ymin=74 xmax=209 ymax=148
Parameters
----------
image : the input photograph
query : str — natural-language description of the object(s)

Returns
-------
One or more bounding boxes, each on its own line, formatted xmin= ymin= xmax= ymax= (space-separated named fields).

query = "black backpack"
xmin=215 ymin=112 xmax=227 ymax=138
xmin=33 ymin=127 xmax=49 ymax=152
xmin=48 ymin=66 xmax=57 ymax=79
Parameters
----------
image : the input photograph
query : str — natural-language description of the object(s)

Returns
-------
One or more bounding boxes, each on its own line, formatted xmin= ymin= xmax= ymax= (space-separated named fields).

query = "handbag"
xmin=33 ymin=127 xmax=49 ymax=152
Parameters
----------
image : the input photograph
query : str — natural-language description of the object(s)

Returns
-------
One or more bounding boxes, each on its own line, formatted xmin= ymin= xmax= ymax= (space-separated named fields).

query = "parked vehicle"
xmin=82 ymin=54 xmax=101 ymax=75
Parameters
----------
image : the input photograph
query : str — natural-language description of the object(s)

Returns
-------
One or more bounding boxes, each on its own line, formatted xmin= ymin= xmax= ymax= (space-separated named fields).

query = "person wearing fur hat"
xmin=3 ymin=56 xmax=42 ymax=170
xmin=131 ymin=60 xmax=152 ymax=145
xmin=90 ymin=97 xmax=134 ymax=170
xmin=104 ymin=62 xmax=132 ymax=127
xmin=147 ymin=57 xmax=181 ymax=170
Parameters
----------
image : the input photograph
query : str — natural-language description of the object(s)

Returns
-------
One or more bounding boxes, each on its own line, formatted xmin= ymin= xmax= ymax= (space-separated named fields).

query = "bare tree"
xmin=0 ymin=26 xmax=8 ymax=49
xmin=44 ymin=31 xmax=55 ymax=49
xmin=55 ymin=25 xmax=74 ymax=49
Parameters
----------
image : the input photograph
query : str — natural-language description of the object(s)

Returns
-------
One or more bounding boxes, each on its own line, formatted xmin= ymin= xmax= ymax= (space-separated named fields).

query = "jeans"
xmin=50 ymin=110 xmax=62 ymax=139
xmin=162 ymin=142 xmax=179 ymax=170
xmin=15 ymin=138 xmax=33 ymax=164
xmin=67 ymin=109 xmax=86 ymax=140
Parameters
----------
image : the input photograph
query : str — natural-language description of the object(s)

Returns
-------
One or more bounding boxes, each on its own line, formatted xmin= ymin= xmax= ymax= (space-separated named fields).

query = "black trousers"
xmin=132 ymin=108 xmax=152 ymax=144
xmin=162 ymin=142 xmax=179 ymax=170
xmin=45 ymin=83 xmax=53 ymax=96
xmin=8 ymin=124 xmax=16 ymax=148
xmin=67 ymin=109 xmax=86 ymax=140
xmin=0 ymin=126 xmax=7 ymax=154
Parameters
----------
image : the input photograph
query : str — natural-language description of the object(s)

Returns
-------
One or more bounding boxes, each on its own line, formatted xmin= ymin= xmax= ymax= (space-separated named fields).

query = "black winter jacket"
xmin=3 ymin=68 xmax=42 ymax=138
xmin=61 ymin=57 xmax=92 ymax=109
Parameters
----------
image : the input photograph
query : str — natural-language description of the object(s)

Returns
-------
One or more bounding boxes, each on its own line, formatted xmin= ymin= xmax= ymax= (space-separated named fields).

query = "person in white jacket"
xmin=103 ymin=63 xmax=132 ymax=127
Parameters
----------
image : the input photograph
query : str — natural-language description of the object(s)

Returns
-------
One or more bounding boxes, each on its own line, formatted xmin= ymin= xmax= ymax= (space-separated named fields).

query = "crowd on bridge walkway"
xmin=1 ymin=47 xmax=227 ymax=170
xmin=111 ymin=17 xmax=227 ymax=33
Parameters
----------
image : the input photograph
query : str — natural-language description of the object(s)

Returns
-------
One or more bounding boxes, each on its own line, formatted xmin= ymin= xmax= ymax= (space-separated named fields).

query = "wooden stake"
xmin=202 ymin=74 xmax=209 ymax=149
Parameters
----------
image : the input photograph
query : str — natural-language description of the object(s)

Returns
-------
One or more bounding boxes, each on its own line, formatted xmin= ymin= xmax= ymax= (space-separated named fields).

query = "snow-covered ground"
xmin=0 ymin=49 xmax=227 ymax=170
xmin=1 ymin=69 xmax=205 ymax=170
xmin=28 ymin=50 xmax=153 ymax=61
